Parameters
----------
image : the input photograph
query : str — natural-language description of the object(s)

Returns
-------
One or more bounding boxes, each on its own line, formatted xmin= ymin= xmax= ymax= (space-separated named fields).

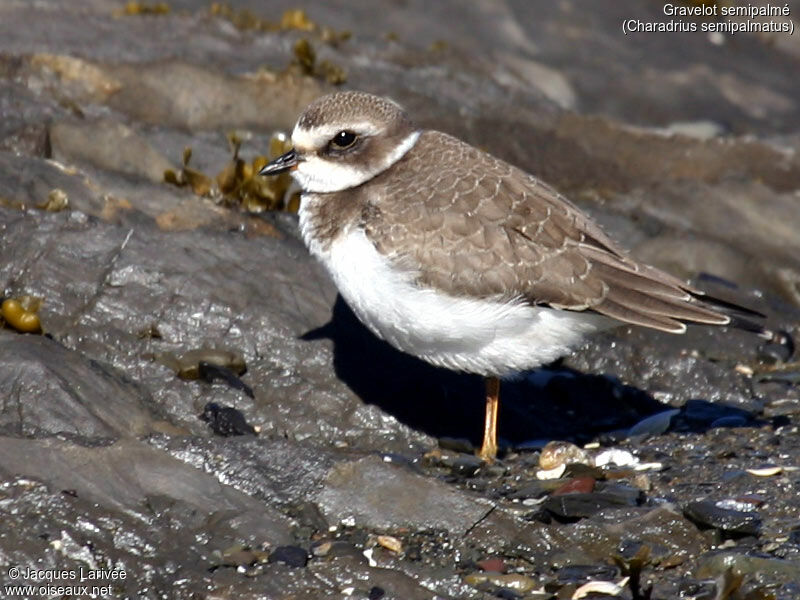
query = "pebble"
xmin=633 ymin=461 xmax=664 ymax=471
xmin=448 ymin=455 xmax=484 ymax=477
xmin=594 ymin=482 xmax=643 ymax=505
xmin=594 ymin=448 xmax=637 ymax=468
xmin=463 ymin=572 xmax=537 ymax=593
xmin=631 ymin=473 xmax=652 ymax=491
xmin=268 ymin=545 xmax=308 ymax=568
xmin=745 ymin=465 xmax=783 ymax=477
xmin=476 ymin=557 xmax=507 ymax=573
xmin=539 ymin=441 xmax=591 ymax=469
xmin=696 ymin=551 xmax=800 ymax=579
xmin=679 ymin=399 xmax=752 ymax=429
xmin=536 ymin=464 xmax=566 ymax=480
xmin=199 ymin=402 xmax=256 ymax=436
xmin=376 ymin=534 xmax=403 ymax=554
xmin=368 ymin=587 xmax=385 ymax=600
xmin=311 ymin=540 xmax=365 ymax=562
xmin=362 ymin=547 xmax=377 ymax=567
xmin=543 ymin=489 xmax=638 ymax=520
xmin=557 ymin=564 xmax=620 ymax=583
xmin=757 ymin=331 xmax=794 ymax=364
xmin=627 ymin=409 xmax=680 ymax=437
xmin=572 ymin=577 xmax=629 ymax=599
xmin=552 ymin=477 xmax=595 ymax=496
xmin=563 ymin=463 xmax=605 ymax=479
xmin=683 ymin=500 xmax=761 ymax=536
xmin=218 ymin=544 xmax=269 ymax=567
xmin=710 ymin=415 xmax=749 ymax=429
xmin=507 ymin=481 xmax=551 ymax=500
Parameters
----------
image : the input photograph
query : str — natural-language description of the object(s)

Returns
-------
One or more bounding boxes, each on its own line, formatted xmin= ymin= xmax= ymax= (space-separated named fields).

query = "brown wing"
xmin=363 ymin=131 xmax=730 ymax=334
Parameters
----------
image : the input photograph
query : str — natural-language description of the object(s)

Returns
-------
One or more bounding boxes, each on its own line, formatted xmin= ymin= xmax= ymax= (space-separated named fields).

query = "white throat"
xmin=290 ymin=130 xmax=421 ymax=193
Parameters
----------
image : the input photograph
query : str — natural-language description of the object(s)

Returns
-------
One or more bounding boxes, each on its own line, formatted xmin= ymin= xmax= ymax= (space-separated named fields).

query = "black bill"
xmin=259 ymin=149 xmax=298 ymax=176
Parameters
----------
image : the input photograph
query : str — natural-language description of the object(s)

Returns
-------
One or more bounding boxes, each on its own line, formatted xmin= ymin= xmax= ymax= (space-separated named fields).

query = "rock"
xmin=507 ymin=480 xmax=552 ymax=500
xmin=476 ymin=556 xmax=508 ymax=573
xmin=556 ymin=563 xmax=619 ymax=584
xmin=0 ymin=333 xmax=164 ymax=438
xmin=539 ymin=441 xmax=591 ymax=469
xmin=683 ymin=500 xmax=762 ymax=537
xmin=1 ymin=0 xmax=799 ymax=597
xmin=594 ymin=448 xmax=638 ymax=468
xmin=696 ymin=551 xmax=800 ymax=580
xmin=268 ymin=545 xmax=309 ymax=568
xmin=311 ymin=540 xmax=365 ymax=562
xmin=50 ymin=119 xmax=175 ymax=183
xmin=543 ymin=489 xmax=640 ymax=521
xmin=0 ymin=437 xmax=293 ymax=543
xmin=673 ymin=400 xmax=756 ymax=432
xmin=568 ymin=506 xmax=708 ymax=568
xmin=463 ymin=572 xmax=538 ymax=593
xmin=552 ymin=477 xmax=596 ymax=496
xmin=200 ymin=402 xmax=257 ymax=436
xmin=627 ymin=409 xmax=680 ymax=437
xmin=315 ymin=455 xmax=491 ymax=535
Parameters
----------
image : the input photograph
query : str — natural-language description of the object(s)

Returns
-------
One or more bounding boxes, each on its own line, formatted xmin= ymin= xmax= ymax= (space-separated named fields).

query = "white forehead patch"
xmin=292 ymin=121 xmax=383 ymax=151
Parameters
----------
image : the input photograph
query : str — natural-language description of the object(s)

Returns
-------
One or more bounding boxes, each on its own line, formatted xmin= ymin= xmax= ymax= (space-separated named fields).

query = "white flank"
xmin=302 ymin=227 xmax=611 ymax=376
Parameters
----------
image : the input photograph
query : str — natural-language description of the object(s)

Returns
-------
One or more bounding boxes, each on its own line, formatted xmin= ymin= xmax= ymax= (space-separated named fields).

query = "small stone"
xmin=508 ymin=481 xmax=551 ymax=500
xmin=557 ymin=564 xmax=620 ymax=583
xmin=536 ymin=464 xmax=566 ymax=480
xmin=734 ymin=363 xmax=754 ymax=376
xmin=376 ymin=535 xmax=403 ymax=554
xmin=696 ymin=551 xmax=800 ymax=579
xmin=311 ymin=540 xmax=364 ymax=562
xmin=595 ymin=482 xmax=643 ymax=505
xmin=363 ymin=547 xmax=377 ymax=567
xmin=563 ymin=463 xmax=605 ymax=479
xmin=544 ymin=487 xmax=640 ymax=520
xmin=199 ymin=402 xmax=256 ymax=436
xmin=627 ymin=409 xmax=680 ymax=437
xmin=368 ymin=587 xmax=385 ymax=600
xmin=268 ymin=545 xmax=308 ymax=568
xmin=476 ymin=556 xmax=507 ymax=573
xmin=683 ymin=500 xmax=761 ymax=536
xmin=746 ymin=465 xmax=783 ymax=477
xmin=218 ymin=544 xmax=269 ymax=567
xmin=539 ymin=441 xmax=591 ymax=469
xmin=310 ymin=541 xmax=333 ymax=557
xmin=757 ymin=331 xmax=794 ymax=364
xmin=552 ymin=477 xmax=595 ymax=496
xmin=572 ymin=577 xmax=629 ymax=599
xmin=677 ymin=400 xmax=753 ymax=430
xmin=449 ymin=455 xmax=484 ymax=477
xmin=594 ymin=448 xmax=637 ymax=468
xmin=633 ymin=461 xmax=664 ymax=471
xmin=464 ymin=572 xmax=537 ymax=593
xmin=710 ymin=415 xmax=749 ymax=429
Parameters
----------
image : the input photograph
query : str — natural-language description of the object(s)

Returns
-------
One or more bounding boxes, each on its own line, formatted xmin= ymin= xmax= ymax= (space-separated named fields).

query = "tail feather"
xmin=689 ymin=292 xmax=794 ymax=357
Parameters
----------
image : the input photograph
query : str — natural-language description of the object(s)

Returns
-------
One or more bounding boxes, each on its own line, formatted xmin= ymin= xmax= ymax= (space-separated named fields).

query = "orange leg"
xmin=478 ymin=376 xmax=500 ymax=462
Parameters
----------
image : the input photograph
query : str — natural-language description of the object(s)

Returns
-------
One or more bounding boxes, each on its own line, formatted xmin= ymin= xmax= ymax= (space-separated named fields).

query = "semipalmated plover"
xmin=261 ymin=90 xmax=782 ymax=461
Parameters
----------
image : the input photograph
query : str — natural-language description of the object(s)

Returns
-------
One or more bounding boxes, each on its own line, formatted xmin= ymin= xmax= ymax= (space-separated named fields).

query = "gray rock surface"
xmin=0 ymin=1 xmax=799 ymax=598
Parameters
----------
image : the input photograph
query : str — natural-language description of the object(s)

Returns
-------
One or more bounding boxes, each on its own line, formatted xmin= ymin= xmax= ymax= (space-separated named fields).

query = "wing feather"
xmin=363 ymin=131 xmax=753 ymax=333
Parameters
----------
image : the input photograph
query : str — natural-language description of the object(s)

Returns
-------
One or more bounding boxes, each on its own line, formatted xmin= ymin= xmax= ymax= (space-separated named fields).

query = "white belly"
xmin=303 ymin=224 xmax=609 ymax=377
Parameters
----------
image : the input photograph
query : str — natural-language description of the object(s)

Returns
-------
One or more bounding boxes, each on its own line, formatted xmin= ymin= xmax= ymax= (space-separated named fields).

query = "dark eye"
xmin=330 ymin=130 xmax=358 ymax=150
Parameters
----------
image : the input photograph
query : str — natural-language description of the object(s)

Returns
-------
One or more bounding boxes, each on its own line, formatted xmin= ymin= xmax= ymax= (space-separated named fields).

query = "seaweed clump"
xmin=163 ymin=132 xmax=299 ymax=213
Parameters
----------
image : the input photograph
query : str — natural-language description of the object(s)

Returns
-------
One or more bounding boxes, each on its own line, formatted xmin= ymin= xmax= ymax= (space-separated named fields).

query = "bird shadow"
xmin=299 ymin=296 xmax=708 ymax=448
